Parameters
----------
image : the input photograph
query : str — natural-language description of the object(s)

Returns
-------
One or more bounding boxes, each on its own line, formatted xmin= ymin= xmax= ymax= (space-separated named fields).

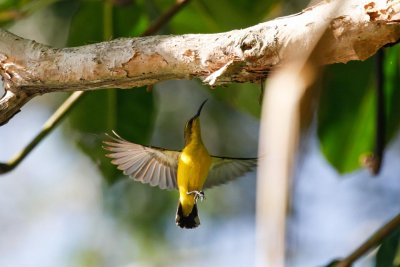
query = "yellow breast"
xmin=177 ymin=142 xmax=211 ymax=215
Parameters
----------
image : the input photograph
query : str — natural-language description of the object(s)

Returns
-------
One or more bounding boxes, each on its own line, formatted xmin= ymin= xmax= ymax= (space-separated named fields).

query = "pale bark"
xmin=1 ymin=0 xmax=400 ymax=125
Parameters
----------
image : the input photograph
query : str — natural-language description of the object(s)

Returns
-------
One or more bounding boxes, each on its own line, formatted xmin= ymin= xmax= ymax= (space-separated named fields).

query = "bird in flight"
xmin=103 ymin=100 xmax=257 ymax=229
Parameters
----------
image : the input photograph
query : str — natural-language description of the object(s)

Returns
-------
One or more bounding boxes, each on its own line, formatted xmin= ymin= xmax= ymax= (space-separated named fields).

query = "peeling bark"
xmin=1 ymin=0 xmax=400 ymax=125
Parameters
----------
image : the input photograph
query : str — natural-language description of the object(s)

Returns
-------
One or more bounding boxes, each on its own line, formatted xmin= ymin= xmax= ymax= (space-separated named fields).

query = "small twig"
xmin=140 ymin=0 xmax=191 ymax=37
xmin=0 ymin=0 xmax=192 ymax=174
xmin=335 ymin=212 xmax=400 ymax=267
xmin=0 ymin=91 xmax=84 ymax=174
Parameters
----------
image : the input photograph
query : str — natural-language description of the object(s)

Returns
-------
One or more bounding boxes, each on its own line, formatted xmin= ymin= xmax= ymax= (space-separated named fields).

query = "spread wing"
xmin=103 ymin=131 xmax=180 ymax=190
xmin=203 ymin=156 xmax=257 ymax=189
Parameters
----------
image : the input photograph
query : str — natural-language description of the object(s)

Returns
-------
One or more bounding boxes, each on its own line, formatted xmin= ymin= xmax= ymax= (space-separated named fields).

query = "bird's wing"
xmin=203 ymin=156 xmax=257 ymax=189
xmin=103 ymin=131 xmax=180 ymax=190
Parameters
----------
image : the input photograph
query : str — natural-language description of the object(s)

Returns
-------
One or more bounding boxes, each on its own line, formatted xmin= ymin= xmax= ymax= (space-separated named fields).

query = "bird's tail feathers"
xmin=175 ymin=202 xmax=200 ymax=229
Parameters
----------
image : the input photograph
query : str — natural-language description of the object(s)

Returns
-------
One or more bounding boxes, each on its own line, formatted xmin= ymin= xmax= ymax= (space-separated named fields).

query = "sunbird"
xmin=103 ymin=100 xmax=257 ymax=229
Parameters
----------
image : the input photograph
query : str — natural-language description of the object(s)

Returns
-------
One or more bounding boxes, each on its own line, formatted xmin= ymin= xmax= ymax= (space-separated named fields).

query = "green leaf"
xmin=113 ymin=1 xmax=146 ymax=37
xmin=317 ymin=47 xmax=400 ymax=174
xmin=375 ymin=228 xmax=400 ymax=267
xmin=382 ymin=47 xmax=400 ymax=142
xmin=67 ymin=0 xmax=103 ymax=46
xmin=318 ymin=59 xmax=375 ymax=173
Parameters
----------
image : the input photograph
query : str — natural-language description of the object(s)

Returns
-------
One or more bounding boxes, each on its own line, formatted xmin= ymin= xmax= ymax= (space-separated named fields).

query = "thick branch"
xmin=1 ymin=0 xmax=400 ymax=124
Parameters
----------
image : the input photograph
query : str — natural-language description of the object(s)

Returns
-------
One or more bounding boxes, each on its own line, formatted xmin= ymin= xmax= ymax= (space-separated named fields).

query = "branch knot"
xmin=239 ymin=32 xmax=264 ymax=59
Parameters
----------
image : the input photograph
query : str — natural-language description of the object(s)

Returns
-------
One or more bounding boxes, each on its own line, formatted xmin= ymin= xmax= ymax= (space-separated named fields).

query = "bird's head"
xmin=184 ymin=99 xmax=208 ymax=144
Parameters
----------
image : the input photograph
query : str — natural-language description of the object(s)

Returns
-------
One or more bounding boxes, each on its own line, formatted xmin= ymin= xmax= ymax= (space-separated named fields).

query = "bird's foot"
xmin=187 ymin=190 xmax=205 ymax=202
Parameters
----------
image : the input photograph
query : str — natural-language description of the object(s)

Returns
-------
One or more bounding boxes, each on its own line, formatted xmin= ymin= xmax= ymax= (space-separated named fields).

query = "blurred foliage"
xmin=0 ymin=0 xmax=62 ymax=26
xmin=167 ymin=0 xmax=274 ymax=33
xmin=2 ymin=0 xmax=400 ymax=263
xmin=375 ymin=228 xmax=400 ymax=267
xmin=318 ymin=47 xmax=400 ymax=174
xmin=104 ymin=180 xmax=177 ymax=243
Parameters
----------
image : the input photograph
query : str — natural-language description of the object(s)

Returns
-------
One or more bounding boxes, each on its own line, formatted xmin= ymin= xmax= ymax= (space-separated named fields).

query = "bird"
xmin=103 ymin=99 xmax=257 ymax=229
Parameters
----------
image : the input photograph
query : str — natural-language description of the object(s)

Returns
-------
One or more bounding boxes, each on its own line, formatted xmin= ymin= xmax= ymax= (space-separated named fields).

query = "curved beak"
xmin=194 ymin=99 xmax=208 ymax=118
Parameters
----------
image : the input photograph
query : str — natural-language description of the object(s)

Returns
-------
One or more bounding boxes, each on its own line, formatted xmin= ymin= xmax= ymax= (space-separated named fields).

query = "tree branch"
xmin=1 ymin=0 xmax=400 ymax=125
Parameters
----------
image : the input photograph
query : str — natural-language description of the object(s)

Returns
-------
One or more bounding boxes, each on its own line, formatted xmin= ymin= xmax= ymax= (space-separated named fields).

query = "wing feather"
xmin=149 ymin=163 xmax=161 ymax=187
xmin=136 ymin=157 xmax=154 ymax=180
xmin=169 ymin=169 xmax=178 ymax=189
xmin=141 ymin=158 xmax=156 ymax=183
xmin=103 ymin=131 xmax=180 ymax=190
xmin=162 ymin=166 xmax=170 ymax=189
xmin=203 ymin=156 xmax=257 ymax=189
xmin=125 ymin=155 xmax=148 ymax=176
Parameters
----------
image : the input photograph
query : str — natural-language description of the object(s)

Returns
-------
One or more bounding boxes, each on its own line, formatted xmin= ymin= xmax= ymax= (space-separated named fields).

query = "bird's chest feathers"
xmin=178 ymin=143 xmax=211 ymax=190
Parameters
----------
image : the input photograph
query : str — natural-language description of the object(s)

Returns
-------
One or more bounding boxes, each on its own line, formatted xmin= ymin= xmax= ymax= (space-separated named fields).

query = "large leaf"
xmin=317 ymin=47 xmax=400 ymax=174
xmin=382 ymin=47 xmax=400 ymax=141
xmin=67 ymin=0 xmax=103 ymax=46
xmin=375 ymin=228 xmax=400 ymax=267
xmin=318 ymin=59 xmax=375 ymax=173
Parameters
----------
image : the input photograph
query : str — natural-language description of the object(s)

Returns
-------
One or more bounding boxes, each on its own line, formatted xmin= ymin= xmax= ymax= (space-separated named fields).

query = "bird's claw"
xmin=187 ymin=190 xmax=205 ymax=202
